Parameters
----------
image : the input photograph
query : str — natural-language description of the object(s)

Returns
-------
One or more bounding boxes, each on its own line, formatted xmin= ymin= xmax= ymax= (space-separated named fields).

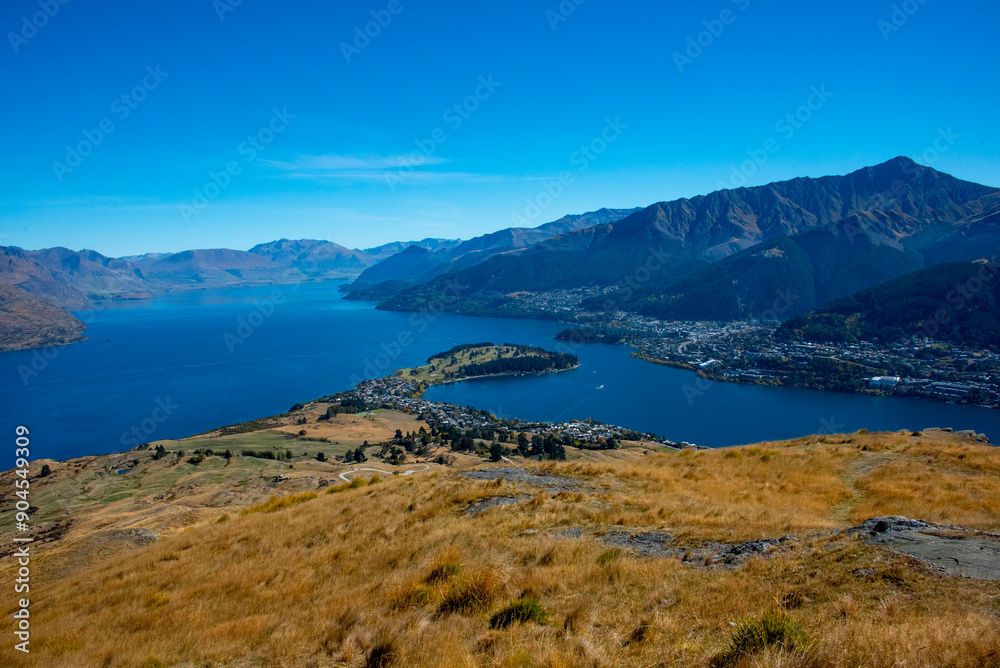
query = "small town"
xmin=346 ymin=373 xmax=697 ymax=450
xmin=581 ymin=312 xmax=1000 ymax=408
xmin=440 ymin=285 xmax=1000 ymax=408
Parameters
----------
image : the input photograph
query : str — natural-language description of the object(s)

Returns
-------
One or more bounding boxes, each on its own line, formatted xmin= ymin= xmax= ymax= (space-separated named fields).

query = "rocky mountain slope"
xmin=346 ymin=208 xmax=641 ymax=299
xmin=381 ymin=158 xmax=1000 ymax=319
xmin=0 ymin=281 xmax=87 ymax=352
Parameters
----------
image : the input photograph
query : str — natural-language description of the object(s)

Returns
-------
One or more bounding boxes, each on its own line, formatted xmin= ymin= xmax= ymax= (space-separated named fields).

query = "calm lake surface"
xmin=4 ymin=281 xmax=1000 ymax=461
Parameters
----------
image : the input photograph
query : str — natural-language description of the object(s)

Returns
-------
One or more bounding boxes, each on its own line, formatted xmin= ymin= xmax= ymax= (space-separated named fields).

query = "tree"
xmin=316 ymin=452 xmax=327 ymax=462
xmin=39 ymin=464 xmax=51 ymax=477
xmin=285 ymin=449 xmax=294 ymax=461
xmin=489 ymin=442 xmax=504 ymax=463
xmin=394 ymin=429 xmax=403 ymax=440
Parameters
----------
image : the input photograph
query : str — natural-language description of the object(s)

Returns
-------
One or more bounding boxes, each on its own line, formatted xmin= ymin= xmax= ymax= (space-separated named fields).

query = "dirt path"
xmin=829 ymin=452 xmax=892 ymax=526
xmin=338 ymin=465 xmax=430 ymax=482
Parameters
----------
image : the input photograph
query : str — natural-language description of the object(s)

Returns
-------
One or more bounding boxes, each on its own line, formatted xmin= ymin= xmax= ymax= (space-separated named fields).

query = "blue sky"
xmin=1 ymin=0 xmax=998 ymax=257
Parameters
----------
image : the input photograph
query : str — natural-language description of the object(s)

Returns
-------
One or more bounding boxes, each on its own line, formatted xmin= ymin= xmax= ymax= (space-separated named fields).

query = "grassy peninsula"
xmin=399 ymin=342 xmax=579 ymax=393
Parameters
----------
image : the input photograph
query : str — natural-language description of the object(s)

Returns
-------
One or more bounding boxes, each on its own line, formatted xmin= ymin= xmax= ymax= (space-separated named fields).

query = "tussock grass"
xmin=438 ymin=568 xmax=509 ymax=615
xmin=490 ymin=595 xmax=550 ymax=628
xmin=240 ymin=491 xmax=317 ymax=515
xmin=711 ymin=609 xmax=810 ymax=667
xmin=327 ymin=477 xmax=368 ymax=493
xmin=4 ymin=430 xmax=1000 ymax=667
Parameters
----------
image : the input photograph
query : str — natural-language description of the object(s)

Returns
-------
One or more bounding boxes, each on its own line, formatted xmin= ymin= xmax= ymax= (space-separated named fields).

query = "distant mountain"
xmin=345 ymin=246 xmax=448 ymax=299
xmin=362 ymin=237 xmax=463 ymax=261
xmin=348 ymin=208 xmax=641 ymax=298
xmin=0 ymin=245 xmax=150 ymax=308
xmin=0 ymin=281 xmax=87 ymax=352
xmin=246 ymin=239 xmax=373 ymax=280
xmin=776 ymin=261 xmax=1000 ymax=349
xmin=381 ymin=158 xmax=999 ymax=317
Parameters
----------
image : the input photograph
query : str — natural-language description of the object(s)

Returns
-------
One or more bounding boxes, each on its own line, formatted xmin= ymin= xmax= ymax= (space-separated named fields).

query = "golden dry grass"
xmin=3 ymin=430 xmax=1000 ymax=667
xmin=271 ymin=409 xmax=430 ymax=444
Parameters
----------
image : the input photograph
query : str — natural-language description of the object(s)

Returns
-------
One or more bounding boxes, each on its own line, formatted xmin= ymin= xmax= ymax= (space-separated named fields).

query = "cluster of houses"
xmin=345 ymin=375 xmax=696 ymax=450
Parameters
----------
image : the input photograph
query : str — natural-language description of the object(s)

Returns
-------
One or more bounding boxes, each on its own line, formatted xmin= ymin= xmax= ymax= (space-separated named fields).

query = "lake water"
xmin=3 ymin=281 xmax=1000 ymax=461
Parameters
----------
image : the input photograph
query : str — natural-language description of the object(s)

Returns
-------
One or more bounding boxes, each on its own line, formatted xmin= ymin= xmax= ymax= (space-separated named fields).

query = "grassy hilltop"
xmin=2 ymin=425 xmax=1000 ymax=667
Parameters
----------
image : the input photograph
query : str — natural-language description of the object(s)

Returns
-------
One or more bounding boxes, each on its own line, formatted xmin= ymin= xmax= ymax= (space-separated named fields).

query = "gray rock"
xmin=461 ymin=467 xmax=582 ymax=492
xmin=556 ymin=527 xmax=583 ymax=539
xmin=117 ymin=528 xmax=159 ymax=545
xmin=848 ymin=517 xmax=1000 ymax=581
xmin=847 ymin=516 xmax=933 ymax=536
xmin=464 ymin=494 xmax=530 ymax=516
xmin=597 ymin=531 xmax=794 ymax=567
xmin=603 ymin=531 xmax=674 ymax=555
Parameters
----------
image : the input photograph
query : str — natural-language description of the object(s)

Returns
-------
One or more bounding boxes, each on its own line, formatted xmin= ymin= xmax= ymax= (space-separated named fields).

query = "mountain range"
xmin=378 ymin=157 xmax=1000 ymax=320
xmin=0 ymin=236 xmax=454 ymax=351
xmin=344 ymin=207 xmax=641 ymax=300
xmin=3 ymin=156 xmax=999 ymax=352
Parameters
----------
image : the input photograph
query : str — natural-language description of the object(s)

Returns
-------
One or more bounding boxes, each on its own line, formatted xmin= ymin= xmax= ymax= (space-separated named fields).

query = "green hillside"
xmin=777 ymin=261 xmax=1000 ymax=348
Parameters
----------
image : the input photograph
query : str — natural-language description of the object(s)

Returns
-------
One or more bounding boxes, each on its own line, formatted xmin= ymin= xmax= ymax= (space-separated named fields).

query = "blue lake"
xmin=3 ymin=280 xmax=1000 ymax=461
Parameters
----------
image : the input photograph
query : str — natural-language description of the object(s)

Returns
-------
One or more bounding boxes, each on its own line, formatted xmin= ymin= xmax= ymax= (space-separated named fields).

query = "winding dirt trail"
xmin=337 ymin=465 xmax=430 ymax=482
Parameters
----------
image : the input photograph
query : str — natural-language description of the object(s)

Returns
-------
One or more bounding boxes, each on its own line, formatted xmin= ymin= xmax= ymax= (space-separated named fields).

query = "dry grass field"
xmin=3 ymin=428 xmax=1000 ymax=667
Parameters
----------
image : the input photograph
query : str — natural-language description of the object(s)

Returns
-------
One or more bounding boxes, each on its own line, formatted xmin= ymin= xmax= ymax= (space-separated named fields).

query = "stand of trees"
xmin=460 ymin=351 xmax=577 ymax=378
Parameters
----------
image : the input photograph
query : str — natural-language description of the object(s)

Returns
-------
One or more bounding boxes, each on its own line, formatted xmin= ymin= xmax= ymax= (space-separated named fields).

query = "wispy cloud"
xmin=259 ymin=152 xmax=560 ymax=186
xmin=262 ymin=153 xmax=449 ymax=173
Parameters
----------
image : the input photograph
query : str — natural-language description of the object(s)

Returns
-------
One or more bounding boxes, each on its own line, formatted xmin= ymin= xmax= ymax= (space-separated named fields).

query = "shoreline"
xmin=624 ymin=346 xmax=1000 ymax=412
xmin=409 ymin=363 xmax=582 ymax=396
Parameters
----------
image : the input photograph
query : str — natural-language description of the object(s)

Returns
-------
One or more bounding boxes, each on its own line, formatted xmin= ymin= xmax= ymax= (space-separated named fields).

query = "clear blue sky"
xmin=1 ymin=0 xmax=998 ymax=256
